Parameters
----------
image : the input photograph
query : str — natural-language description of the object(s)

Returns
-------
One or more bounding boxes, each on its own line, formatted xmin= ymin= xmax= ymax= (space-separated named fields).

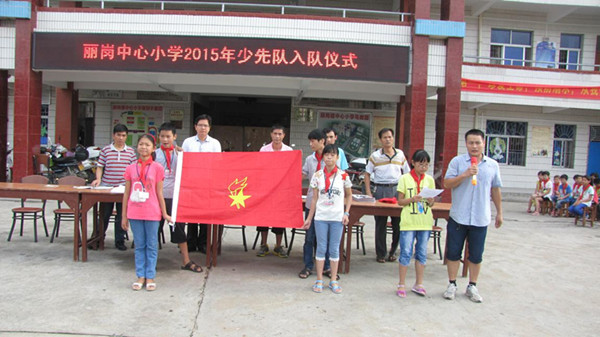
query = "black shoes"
xmin=116 ymin=241 xmax=127 ymax=251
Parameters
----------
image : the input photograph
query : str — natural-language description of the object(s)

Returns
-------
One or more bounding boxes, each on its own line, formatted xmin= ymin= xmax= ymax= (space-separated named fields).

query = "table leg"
xmin=81 ymin=206 xmax=88 ymax=262
xmin=205 ymin=224 xmax=212 ymax=268
xmin=211 ymin=225 xmax=219 ymax=267
xmin=344 ymin=214 xmax=360 ymax=274
xmin=73 ymin=203 xmax=80 ymax=262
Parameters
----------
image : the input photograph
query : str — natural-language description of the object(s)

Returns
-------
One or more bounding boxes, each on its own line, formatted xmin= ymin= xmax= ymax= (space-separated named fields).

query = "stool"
xmin=574 ymin=204 xmax=596 ymax=227
xmin=345 ymin=221 xmax=366 ymax=255
xmin=540 ymin=199 xmax=553 ymax=215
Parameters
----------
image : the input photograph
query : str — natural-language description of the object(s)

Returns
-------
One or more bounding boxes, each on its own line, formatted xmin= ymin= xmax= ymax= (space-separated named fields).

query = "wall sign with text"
xmin=33 ymin=32 xmax=409 ymax=83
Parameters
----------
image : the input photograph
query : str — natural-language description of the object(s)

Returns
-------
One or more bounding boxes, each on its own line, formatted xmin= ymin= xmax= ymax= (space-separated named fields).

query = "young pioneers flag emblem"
xmin=172 ymin=151 xmax=303 ymax=228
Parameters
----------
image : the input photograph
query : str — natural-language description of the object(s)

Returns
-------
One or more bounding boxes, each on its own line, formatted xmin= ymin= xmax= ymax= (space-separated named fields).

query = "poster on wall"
xmin=531 ymin=126 xmax=552 ymax=157
xmin=111 ymin=104 xmax=163 ymax=146
xmin=486 ymin=136 xmax=508 ymax=164
xmin=317 ymin=111 xmax=371 ymax=159
xmin=535 ymin=40 xmax=556 ymax=68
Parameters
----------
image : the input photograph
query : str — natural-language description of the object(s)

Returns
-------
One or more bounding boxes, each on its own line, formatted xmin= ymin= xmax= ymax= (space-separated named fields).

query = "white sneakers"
xmin=443 ymin=283 xmax=457 ymax=300
xmin=443 ymin=283 xmax=483 ymax=303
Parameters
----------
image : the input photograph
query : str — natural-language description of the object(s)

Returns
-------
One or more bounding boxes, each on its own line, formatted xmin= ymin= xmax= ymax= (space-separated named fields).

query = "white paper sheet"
xmin=418 ymin=187 xmax=444 ymax=198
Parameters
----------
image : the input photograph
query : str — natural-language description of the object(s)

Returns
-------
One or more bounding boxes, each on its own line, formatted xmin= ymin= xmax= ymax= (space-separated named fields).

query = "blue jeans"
xmin=303 ymin=208 xmax=330 ymax=271
xmin=568 ymin=203 xmax=587 ymax=216
xmin=130 ymin=219 xmax=160 ymax=279
xmin=398 ymin=230 xmax=430 ymax=266
xmin=555 ymin=198 xmax=571 ymax=211
xmin=314 ymin=220 xmax=344 ymax=261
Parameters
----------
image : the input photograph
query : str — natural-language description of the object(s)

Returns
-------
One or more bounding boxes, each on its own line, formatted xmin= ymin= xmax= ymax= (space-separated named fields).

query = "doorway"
xmin=78 ymin=102 xmax=95 ymax=146
xmin=192 ymin=95 xmax=291 ymax=152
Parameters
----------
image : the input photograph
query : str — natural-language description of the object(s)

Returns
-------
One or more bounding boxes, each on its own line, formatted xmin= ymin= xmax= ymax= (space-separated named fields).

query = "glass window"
xmin=559 ymin=33 xmax=582 ymax=70
xmin=41 ymin=104 xmax=49 ymax=145
xmin=486 ymin=120 xmax=527 ymax=166
xmin=553 ymin=124 xmax=576 ymax=168
xmin=490 ymin=29 xmax=533 ymax=67
xmin=491 ymin=29 xmax=510 ymax=44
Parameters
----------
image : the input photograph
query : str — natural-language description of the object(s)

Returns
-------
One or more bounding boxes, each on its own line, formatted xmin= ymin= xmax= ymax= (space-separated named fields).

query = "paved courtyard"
xmin=0 ymin=199 xmax=599 ymax=337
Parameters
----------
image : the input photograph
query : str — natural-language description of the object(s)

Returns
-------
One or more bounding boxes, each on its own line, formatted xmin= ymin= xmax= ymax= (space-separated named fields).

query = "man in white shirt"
xmin=182 ymin=114 xmax=222 ymax=254
xmin=256 ymin=125 xmax=293 ymax=258
xmin=364 ymin=128 xmax=410 ymax=263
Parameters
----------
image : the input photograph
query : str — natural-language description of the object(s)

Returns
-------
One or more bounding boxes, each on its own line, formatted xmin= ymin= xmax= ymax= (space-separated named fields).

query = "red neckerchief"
xmin=160 ymin=145 xmax=173 ymax=171
xmin=137 ymin=157 xmax=153 ymax=187
xmin=541 ymin=178 xmax=550 ymax=189
xmin=561 ymin=183 xmax=568 ymax=193
xmin=315 ymin=152 xmax=323 ymax=171
xmin=324 ymin=166 xmax=338 ymax=191
xmin=553 ymin=182 xmax=559 ymax=191
xmin=578 ymin=184 xmax=591 ymax=201
xmin=410 ymin=169 xmax=424 ymax=195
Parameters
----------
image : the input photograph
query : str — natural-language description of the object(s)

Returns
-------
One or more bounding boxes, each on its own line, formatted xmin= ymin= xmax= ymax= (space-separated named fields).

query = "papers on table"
xmin=72 ymin=186 xmax=113 ymax=190
xmin=352 ymin=194 xmax=376 ymax=202
xmin=418 ymin=187 xmax=444 ymax=199
xmin=110 ymin=185 xmax=125 ymax=194
xmin=44 ymin=185 xmax=59 ymax=188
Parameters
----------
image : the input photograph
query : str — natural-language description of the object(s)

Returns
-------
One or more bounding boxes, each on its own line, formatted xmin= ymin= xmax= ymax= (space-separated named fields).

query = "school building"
xmin=1 ymin=0 xmax=599 ymax=194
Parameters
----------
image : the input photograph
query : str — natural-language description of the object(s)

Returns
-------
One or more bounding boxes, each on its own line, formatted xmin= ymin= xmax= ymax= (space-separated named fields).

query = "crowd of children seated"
xmin=527 ymin=170 xmax=599 ymax=219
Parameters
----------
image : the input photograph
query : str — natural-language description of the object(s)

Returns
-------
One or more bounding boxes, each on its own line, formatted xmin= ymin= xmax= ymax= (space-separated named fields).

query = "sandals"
xmin=376 ymin=257 xmax=386 ymax=263
xmin=181 ymin=261 xmax=203 ymax=273
xmin=396 ymin=284 xmax=406 ymax=298
xmin=323 ymin=269 xmax=341 ymax=281
xmin=298 ymin=268 xmax=312 ymax=279
xmin=312 ymin=280 xmax=323 ymax=293
xmin=132 ymin=281 xmax=144 ymax=291
xmin=411 ymin=284 xmax=427 ymax=296
xmin=387 ymin=255 xmax=397 ymax=262
xmin=146 ymin=281 xmax=157 ymax=291
xmin=329 ymin=281 xmax=342 ymax=294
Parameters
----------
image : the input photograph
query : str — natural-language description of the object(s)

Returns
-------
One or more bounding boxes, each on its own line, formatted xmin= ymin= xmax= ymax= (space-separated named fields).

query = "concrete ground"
xmin=0 ymin=198 xmax=599 ymax=337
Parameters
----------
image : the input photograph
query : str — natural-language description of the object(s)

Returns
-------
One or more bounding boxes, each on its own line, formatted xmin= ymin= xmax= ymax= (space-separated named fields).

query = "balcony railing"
xmin=464 ymin=55 xmax=600 ymax=72
xmin=45 ymin=0 xmax=411 ymax=22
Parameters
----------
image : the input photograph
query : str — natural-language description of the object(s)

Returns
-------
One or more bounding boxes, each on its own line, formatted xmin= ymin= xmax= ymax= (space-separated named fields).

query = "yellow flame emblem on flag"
xmin=228 ymin=177 xmax=251 ymax=209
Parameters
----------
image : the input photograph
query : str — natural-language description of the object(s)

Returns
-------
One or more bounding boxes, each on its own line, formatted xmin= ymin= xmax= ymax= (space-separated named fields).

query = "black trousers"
xmin=187 ymin=224 xmax=207 ymax=250
xmin=372 ymin=184 xmax=400 ymax=258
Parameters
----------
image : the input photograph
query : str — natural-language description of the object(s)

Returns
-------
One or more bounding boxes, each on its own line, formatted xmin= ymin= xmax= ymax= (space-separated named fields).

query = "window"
xmin=490 ymin=29 xmax=533 ymax=66
xmin=41 ymin=104 xmax=49 ymax=145
xmin=559 ymin=34 xmax=582 ymax=70
xmin=552 ymin=124 xmax=575 ymax=168
xmin=486 ymin=120 xmax=527 ymax=166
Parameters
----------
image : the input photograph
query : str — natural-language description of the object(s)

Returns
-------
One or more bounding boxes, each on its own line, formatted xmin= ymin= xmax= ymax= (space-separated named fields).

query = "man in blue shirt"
xmin=442 ymin=129 xmax=503 ymax=303
xmin=323 ymin=128 xmax=349 ymax=170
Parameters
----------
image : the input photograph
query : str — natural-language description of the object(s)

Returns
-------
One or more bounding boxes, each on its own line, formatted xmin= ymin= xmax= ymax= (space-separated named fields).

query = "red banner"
xmin=462 ymin=78 xmax=600 ymax=100
xmin=172 ymin=151 xmax=303 ymax=228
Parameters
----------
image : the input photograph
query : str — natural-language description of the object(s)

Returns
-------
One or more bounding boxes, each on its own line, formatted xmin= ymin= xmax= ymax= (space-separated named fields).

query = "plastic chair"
xmin=50 ymin=176 xmax=85 ymax=243
xmin=8 ymin=175 xmax=50 ymax=242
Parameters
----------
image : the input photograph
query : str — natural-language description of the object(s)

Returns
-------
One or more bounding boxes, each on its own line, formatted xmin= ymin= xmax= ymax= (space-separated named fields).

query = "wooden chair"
xmin=540 ymin=199 xmax=554 ymax=215
xmin=32 ymin=153 xmax=51 ymax=181
xmin=430 ymin=219 xmax=443 ymax=260
xmin=574 ymin=203 xmax=597 ymax=227
xmin=288 ymin=187 xmax=309 ymax=256
xmin=7 ymin=175 xmax=50 ymax=242
xmin=50 ymin=176 xmax=85 ymax=243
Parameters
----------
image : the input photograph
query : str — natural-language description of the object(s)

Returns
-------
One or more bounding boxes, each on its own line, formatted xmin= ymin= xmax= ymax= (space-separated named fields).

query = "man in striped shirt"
xmin=91 ymin=124 xmax=137 ymax=251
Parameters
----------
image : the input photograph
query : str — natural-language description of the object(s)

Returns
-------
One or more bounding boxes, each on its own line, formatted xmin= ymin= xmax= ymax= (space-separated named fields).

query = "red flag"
xmin=172 ymin=151 xmax=303 ymax=228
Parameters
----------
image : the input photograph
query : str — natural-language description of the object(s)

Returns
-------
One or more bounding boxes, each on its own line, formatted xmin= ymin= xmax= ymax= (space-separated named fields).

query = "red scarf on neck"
xmin=137 ymin=157 xmax=153 ymax=187
xmin=315 ymin=152 xmax=323 ymax=171
xmin=410 ymin=169 xmax=424 ymax=195
xmin=324 ymin=166 xmax=338 ymax=191
xmin=160 ymin=145 xmax=173 ymax=171
xmin=578 ymin=184 xmax=592 ymax=201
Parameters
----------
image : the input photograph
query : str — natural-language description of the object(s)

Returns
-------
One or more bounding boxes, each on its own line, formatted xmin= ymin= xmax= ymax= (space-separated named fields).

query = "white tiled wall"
xmin=0 ymin=23 xmax=15 ymax=70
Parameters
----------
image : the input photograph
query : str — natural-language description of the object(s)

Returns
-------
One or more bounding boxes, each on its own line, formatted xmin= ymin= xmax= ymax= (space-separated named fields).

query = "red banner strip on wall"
xmin=461 ymin=78 xmax=600 ymax=100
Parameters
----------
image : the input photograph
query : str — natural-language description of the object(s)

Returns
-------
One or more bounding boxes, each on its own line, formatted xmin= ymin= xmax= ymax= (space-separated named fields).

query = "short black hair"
xmin=113 ymin=124 xmax=128 ymax=134
xmin=560 ymin=174 xmax=569 ymax=180
xmin=594 ymin=178 xmax=600 ymax=185
xmin=537 ymin=171 xmax=544 ymax=175
xmin=411 ymin=149 xmax=431 ymax=164
xmin=581 ymin=175 xmax=590 ymax=182
xmin=378 ymin=128 xmax=394 ymax=139
xmin=542 ymin=171 xmax=550 ymax=177
xmin=574 ymin=174 xmax=581 ymax=179
xmin=322 ymin=127 xmax=337 ymax=136
xmin=590 ymin=172 xmax=599 ymax=178
xmin=194 ymin=114 xmax=212 ymax=127
xmin=322 ymin=144 xmax=338 ymax=156
xmin=553 ymin=175 xmax=559 ymax=179
xmin=307 ymin=129 xmax=325 ymax=141
xmin=465 ymin=129 xmax=485 ymax=141
xmin=159 ymin=122 xmax=177 ymax=135
xmin=271 ymin=125 xmax=286 ymax=133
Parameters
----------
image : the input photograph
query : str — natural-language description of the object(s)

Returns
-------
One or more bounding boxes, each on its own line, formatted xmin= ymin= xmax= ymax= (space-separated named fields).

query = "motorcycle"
xmin=45 ymin=143 xmax=90 ymax=183
xmin=77 ymin=146 xmax=101 ymax=183
xmin=346 ymin=156 xmax=367 ymax=191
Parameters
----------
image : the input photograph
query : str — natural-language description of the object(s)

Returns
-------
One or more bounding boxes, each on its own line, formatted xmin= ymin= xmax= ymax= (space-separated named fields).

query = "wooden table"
xmin=343 ymin=201 xmax=451 ymax=274
xmin=0 ymin=182 xmax=82 ymax=261
xmin=78 ymin=188 xmax=123 ymax=262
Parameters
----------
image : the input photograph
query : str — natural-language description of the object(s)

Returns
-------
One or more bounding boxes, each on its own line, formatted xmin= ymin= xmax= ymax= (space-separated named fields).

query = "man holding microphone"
xmin=442 ymin=129 xmax=503 ymax=303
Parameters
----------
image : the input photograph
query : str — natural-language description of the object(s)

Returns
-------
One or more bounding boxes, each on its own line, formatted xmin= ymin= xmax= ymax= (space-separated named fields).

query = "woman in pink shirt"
xmin=122 ymin=134 xmax=171 ymax=291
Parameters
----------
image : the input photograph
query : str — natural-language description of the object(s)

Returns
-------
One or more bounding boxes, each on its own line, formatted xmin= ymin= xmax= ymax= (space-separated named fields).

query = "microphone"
xmin=470 ymin=157 xmax=477 ymax=186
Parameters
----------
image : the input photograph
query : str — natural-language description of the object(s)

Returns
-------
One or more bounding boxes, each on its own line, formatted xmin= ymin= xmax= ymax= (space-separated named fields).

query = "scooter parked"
xmin=46 ymin=143 xmax=90 ymax=183
xmin=346 ymin=156 xmax=367 ymax=191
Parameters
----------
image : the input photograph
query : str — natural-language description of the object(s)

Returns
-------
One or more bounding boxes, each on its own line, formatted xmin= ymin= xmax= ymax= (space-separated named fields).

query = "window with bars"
xmin=485 ymin=120 xmax=527 ymax=166
xmin=552 ymin=124 xmax=575 ymax=168
xmin=41 ymin=104 xmax=49 ymax=145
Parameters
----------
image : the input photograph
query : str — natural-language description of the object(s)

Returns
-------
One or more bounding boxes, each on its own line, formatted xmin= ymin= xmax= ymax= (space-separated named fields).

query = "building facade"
xmin=1 ymin=0 xmax=599 ymax=195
